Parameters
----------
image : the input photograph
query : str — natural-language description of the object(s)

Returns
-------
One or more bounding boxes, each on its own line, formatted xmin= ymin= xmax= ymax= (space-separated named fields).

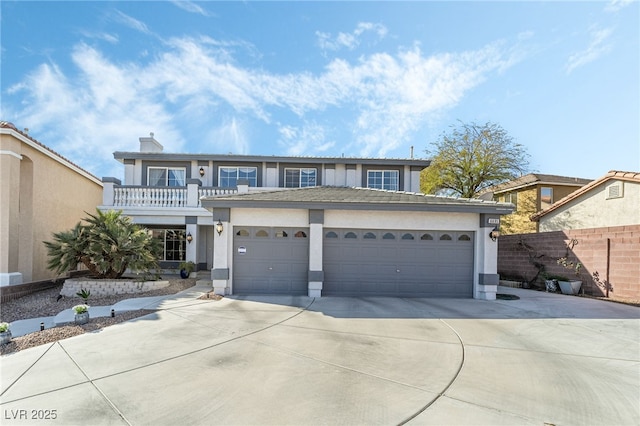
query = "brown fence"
xmin=498 ymin=225 xmax=640 ymax=299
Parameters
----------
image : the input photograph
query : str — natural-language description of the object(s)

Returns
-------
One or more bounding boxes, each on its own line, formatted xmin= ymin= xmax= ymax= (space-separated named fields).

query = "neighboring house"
xmin=485 ymin=173 xmax=592 ymax=234
xmin=531 ymin=170 xmax=640 ymax=231
xmin=100 ymin=133 xmax=514 ymax=300
xmin=0 ymin=122 xmax=103 ymax=286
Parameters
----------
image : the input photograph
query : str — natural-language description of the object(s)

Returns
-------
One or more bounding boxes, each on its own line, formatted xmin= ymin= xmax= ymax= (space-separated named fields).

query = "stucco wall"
xmin=540 ymin=180 xmax=640 ymax=231
xmin=231 ymin=208 xmax=479 ymax=230
xmin=0 ymin=130 xmax=103 ymax=284
xmin=0 ymin=135 xmax=21 ymax=279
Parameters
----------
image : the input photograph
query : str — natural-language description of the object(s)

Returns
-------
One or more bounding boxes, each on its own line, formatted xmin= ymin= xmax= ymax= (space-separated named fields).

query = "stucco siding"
xmin=540 ymin=180 xmax=640 ymax=231
xmin=0 ymin=135 xmax=22 ymax=276
xmin=325 ymin=210 xmax=477 ymax=230
xmin=1 ymin=130 xmax=103 ymax=284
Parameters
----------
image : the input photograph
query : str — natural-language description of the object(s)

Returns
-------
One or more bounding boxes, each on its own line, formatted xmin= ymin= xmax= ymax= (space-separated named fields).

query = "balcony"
xmin=102 ymin=178 xmax=240 ymax=208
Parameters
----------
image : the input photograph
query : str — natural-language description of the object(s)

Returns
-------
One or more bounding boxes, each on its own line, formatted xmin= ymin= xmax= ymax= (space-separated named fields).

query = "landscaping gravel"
xmin=0 ymin=277 xmax=198 ymax=355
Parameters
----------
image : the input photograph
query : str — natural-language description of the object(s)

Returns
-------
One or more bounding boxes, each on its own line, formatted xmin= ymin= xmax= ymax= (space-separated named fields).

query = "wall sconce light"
xmin=186 ymin=232 xmax=193 ymax=244
xmin=489 ymin=226 xmax=500 ymax=242
xmin=216 ymin=220 xmax=224 ymax=236
xmin=199 ymin=167 xmax=205 ymax=177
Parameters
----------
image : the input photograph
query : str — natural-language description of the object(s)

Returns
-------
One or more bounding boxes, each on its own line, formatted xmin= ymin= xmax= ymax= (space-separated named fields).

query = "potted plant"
xmin=542 ymin=273 xmax=568 ymax=293
xmin=73 ymin=304 xmax=90 ymax=324
xmin=0 ymin=322 xmax=11 ymax=345
xmin=178 ymin=261 xmax=196 ymax=279
xmin=556 ymin=258 xmax=582 ymax=295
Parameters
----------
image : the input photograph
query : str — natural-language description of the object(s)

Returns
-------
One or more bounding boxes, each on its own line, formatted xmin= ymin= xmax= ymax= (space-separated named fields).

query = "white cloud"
xmin=79 ymin=30 xmax=119 ymax=44
xmin=6 ymin=35 xmax=516 ymax=175
xmin=205 ymin=117 xmax=249 ymax=155
xmin=112 ymin=10 xmax=152 ymax=35
xmin=566 ymin=27 xmax=613 ymax=74
xmin=604 ymin=0 xmax=634 ymax=13
xmin=277 ymin=122 xmax=336 ymax=156
xmin=316 ymin=22 xmax=388 ymax=52
xmin=170 ymin=1 xmax=213 ymax=17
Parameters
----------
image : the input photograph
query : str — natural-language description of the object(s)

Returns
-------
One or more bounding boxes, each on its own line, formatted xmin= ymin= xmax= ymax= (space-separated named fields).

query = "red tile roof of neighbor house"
xmin=0 ymin=121 xmax=101 ymax=182
xmin=485 ymin=173 xmax=593 ymax=194
xmin=531 ymin=170 xmax=640 ymax=221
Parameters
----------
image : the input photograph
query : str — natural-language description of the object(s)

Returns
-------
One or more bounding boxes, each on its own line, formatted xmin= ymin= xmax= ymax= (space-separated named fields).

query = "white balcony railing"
xmin=198 ymin=188 xmax=238 ymax=206
xmin=106 ymin=184 xmax=240 ymax=208
xmin=113 ymin=186 xmax=188 ymax=207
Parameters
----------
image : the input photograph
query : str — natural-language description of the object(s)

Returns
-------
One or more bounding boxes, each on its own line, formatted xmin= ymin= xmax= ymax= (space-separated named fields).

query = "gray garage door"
xmin=233 ymin=227 xmax=309 ymax=295
xmin=323 ymin=229 xmax=474 ymax=298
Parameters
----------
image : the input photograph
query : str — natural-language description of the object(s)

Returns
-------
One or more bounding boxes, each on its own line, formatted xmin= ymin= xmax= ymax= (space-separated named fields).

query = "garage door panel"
xmin=374 ymin=282 xmax=397 ymax=293
xmin=234 ymin=227 xmax=309 ymax=295
xmin=324 ymin=228 xmax=474 ymax=298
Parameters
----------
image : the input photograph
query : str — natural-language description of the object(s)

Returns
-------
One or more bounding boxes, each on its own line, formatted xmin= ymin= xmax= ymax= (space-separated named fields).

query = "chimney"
xmin=139 ymin=132 xmax=163 ymax=152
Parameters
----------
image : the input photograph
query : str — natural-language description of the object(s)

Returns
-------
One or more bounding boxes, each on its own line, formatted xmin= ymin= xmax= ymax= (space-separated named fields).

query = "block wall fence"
xmin=497 ymin=225 xmax=640 ymax=300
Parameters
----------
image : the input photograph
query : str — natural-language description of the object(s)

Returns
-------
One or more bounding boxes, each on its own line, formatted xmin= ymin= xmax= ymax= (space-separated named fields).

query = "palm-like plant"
xmin=45 ymin=209 xmax=161 ymax=279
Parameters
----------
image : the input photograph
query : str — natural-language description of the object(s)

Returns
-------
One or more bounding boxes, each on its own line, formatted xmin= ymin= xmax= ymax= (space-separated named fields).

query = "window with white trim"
xmin=285 ymin=168 xmax=317 ymax=188
xmin=219 ymin=167 xmax=257 ymax=187
xmin=504 ymin=192 xmax=518 ymax=209
xmin=148 ymin=167 xmax=186 ymax=187
xmin=149 ymin=229 xmax=186 ymax=261
xmin=367 ymin=170 xmax=399 ymax=190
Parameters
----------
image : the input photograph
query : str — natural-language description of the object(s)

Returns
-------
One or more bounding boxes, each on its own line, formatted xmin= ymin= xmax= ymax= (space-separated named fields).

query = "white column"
xmin=211 ymin=220 xmax=230 ymax=294
xmin=186 ymin=223 xmax=197 ymax=264
xmin=187 ymin=179 xmax=201 ymax=207
xmin=101 ymin=177 xmax=120 ymax=206
xmin=475 ymin=215 xmax=500 ymax=300
xmin=308 ymin=223 xmax=324 ymax=297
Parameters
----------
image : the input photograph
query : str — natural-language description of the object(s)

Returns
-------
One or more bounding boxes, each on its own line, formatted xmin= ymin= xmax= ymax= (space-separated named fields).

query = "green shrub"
xmin=45 ymin=209 xmax=161 ymax=279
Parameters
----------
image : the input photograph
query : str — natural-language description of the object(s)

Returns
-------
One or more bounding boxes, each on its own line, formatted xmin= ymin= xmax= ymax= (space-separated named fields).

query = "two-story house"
xmin=484 ymin=173 xmax=592 ymax=234
xmin=100 ymin=133 xmax=514 ymax=300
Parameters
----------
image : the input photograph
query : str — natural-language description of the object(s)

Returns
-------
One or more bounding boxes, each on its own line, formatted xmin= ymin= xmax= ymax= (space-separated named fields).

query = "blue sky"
xmin=2 ymin=1 xmax=638 ymax=182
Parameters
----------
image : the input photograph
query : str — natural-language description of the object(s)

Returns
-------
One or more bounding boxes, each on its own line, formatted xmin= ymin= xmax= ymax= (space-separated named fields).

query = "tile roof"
xmin=485 ymin=173 xmax=592 ymax=194
xmin=531 ymin=170 xmax=640 ymax=221
xmin=202 ymin=186 xmax=514 ymax=214
xmin=0 ymin=121 xmax=101 ymax=183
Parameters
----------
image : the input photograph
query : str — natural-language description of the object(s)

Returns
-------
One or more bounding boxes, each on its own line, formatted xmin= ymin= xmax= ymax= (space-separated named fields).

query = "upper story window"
xmin=367 ymin=170 xmax=399 ymax=190
xmin=504 ymin=192 xmax=517 ymax=209
xmin=219 ymin=167 xmax=257 ymax=187
xmin=285 ymin=168 xmax=317 ymax=188
xmin=148 ymin=167 xmax=186 ymax=187
xmin=540 ymin=187 xmax=553 ymax=208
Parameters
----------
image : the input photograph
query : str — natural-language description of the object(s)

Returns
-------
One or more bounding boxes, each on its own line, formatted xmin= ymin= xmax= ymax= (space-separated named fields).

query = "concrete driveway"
xmin=1 ymin=286 xmax=639 ymax=425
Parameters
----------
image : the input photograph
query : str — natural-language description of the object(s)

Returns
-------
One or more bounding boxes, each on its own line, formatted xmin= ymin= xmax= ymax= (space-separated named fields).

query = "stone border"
xmin=61 ymin=278 xmax=170 ymax=297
